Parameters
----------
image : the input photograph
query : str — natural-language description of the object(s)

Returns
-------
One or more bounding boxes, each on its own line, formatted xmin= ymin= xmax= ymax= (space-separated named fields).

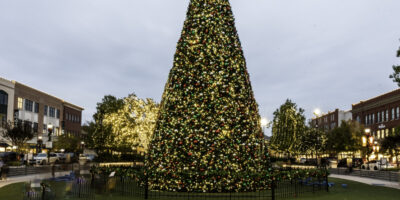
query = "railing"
xmin=330 ymin=168 xmax=400 ymax=182
xmin=92 ymin=175 xmax=328 ymax=200
xmin=7 ymin=164 xmax=90 ymax=177
xmin=21 ymin=171 xmax=329 ymax=200
xmin=70 ymin=177 xmax=95 ymax=199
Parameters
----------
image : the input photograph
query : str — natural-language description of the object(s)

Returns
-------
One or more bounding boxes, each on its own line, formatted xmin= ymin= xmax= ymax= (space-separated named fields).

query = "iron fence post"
xmin=326 ymin=175 xmax=329 ymax=192
xmin=41 ymin=184 xmax=46 ymax=200
xmin=144 ymin=175 xmax=149 ymax=199
xmin=271 ymin=179 xmax=275 ymax=200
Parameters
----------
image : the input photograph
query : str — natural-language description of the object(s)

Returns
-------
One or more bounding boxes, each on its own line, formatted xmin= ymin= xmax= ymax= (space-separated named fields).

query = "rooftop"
xmin=5 ymin=78 xmax=84 ymax=111
xmin=352 ymin=88 xmax=400 ymax=107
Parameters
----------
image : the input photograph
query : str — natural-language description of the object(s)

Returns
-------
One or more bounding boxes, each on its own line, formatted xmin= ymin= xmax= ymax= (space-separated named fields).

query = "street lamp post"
xmin=81 ymin=141 xmax=85 ymax=153
xmin=47 ymin=124 xmax=53 ymax=164
xmin=364 ymin=128 xmax=372 ymax=169
xmin=260 ymin=118 xmax=268 ymax=135
xmin=37 ymin=136 xmax=43 ymax=154
xmin=260 ymin=118 xmax=268 ymax=159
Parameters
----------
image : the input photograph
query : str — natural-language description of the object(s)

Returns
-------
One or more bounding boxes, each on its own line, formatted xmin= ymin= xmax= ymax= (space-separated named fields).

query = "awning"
xmin=0 ymin=142 xmax=10 ymax=147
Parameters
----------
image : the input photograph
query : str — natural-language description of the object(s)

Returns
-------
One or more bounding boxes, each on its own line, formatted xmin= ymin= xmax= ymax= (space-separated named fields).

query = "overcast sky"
xmin=1 ymin=0 xmax=400 ymax=136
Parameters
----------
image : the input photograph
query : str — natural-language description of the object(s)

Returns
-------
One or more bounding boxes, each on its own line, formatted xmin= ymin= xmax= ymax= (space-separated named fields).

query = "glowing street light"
xmin=362 ymin=136 xmax=367 ymax=147
xmin=260 ymin=117 xmax=269 ymax=136
xmin=313 ymin=108 xmax=321 ymax=117
xmin=261 ymin=118 xmax=268 ymax=127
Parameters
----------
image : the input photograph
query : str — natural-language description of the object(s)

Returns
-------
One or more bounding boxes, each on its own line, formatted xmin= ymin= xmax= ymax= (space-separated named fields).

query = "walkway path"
xmin=330 ymin=174 xmax=400 ymax=190
xmin=0 ymin=171 xmax=71 ymax=188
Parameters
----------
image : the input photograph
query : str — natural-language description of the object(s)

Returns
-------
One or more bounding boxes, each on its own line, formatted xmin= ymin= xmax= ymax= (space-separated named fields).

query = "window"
xmin=331 ymin=115 xmax=334 ymax=121
xmin=18 ymin=97 xmax=23 ymax=109
xmin=392 ymin=108 xmax=395 ymax=120
xmin=386 ymin=110 xmax=389 ymax=122
xmin=44 ymin=105 xmax=48 ymax=116
xmin=34 ymin=102 xmax=39 ymax=113
xmin=33 ymin=122 xmax=38 ymax=133
xmin=365 ymin=116 xmax=368 ymax=125
xmin=356 ymin=116 xmax=360 ymax=123
xmin=382 ymin=111 xmax=385 ymax=122
xmin=43 ymin=124 xmax=47 ymax=134
xmin=56 ymin=109 xmax=60 ymax=119
xmin=372 ymin=114 xmax=375 ymax=124
xmin=397 ymin=107 xmax=400 ymax=119
xmin=386 ymin=129 xmax=389 ymax=137
xmin=0 ymin=91 xmax=7 ymax=105
xmin=49 ymin=107 xmax=55 ymax=118
xmin=24 ymin=99 xmax=33 ymax=112
xmin=377 ymin=112 xmax=380 ymax=123
xmin=324 ymin=117 xmax=327 ymax=123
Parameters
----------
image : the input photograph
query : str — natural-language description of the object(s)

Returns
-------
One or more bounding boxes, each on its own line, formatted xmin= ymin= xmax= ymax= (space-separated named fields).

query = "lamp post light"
xmin=313 ymin=108 xmax=321 ymax=129
xmin=81 ymin=141 xmax=85 ymax=153
xmin=313 ymin=108 xmax=321 ymax=117
xmin=260 ymin=118 xmax=268 ymax=135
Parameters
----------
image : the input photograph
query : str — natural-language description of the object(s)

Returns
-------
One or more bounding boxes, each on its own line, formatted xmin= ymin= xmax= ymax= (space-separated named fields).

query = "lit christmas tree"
xmin=147 ymin=0 xmax=270 ymax=192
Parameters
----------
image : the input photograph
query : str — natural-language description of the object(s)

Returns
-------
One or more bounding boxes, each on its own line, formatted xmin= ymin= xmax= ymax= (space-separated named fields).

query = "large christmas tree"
xmin=147 ymin=0 xmax=270 ymax=192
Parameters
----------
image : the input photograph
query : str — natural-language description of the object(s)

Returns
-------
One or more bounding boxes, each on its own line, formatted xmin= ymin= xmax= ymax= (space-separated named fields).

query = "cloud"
xmin=1 ymin=0 xmax=400 ymax=136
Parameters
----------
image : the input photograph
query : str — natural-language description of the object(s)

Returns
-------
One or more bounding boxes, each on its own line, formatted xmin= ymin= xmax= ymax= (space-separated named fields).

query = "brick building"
xmin=352 ymin=89 xmax=400 ymax=140
xmin=0 ymin=77 xmax=83 ymax=152
xmin=63 ymin=103 xmax=83 ymax=137
xmin=311 ymin=109 xmax=352 ymax=131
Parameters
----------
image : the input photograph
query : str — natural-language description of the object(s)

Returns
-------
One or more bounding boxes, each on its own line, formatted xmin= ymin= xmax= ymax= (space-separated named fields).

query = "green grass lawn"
xmin=0 ymin=178 xmax=399 ymax=200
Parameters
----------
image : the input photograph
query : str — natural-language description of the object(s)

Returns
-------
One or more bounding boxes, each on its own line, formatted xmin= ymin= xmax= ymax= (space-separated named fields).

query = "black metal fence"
xmin=70 ymin=178 xmax=95 ymax=199
xmin=23 ymin=183 xmax=56 ymax=200
xmin=91 ymin=175 xmax=328 ymax=200
xmin=330 ymin=168 xmax=400 ymax=182
xmin=22 ymin=174 xmax=328 ymax=200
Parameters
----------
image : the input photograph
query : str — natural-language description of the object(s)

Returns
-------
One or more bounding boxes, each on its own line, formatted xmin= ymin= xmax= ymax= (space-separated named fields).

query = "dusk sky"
xmin=1 ymin=0 xmax=400 ymax=136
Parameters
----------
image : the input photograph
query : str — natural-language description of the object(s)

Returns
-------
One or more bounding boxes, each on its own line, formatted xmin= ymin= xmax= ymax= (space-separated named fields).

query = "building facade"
xmin=311 ymin=109 xmax=352 ymax=131
xmin=0 ymin=77 xmax=84 ymax=152
xmin=0 ymin=77 xmax=15 ymax=124
xmin=0 ymin=78 xmax=15 ymax=151
xmin=352 ymin=89 xmax=400 ymax=140
xmin=63 ymin=103 xmax=83 ymax=137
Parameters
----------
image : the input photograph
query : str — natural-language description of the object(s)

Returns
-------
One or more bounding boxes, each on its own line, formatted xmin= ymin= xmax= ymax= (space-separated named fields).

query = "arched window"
xmin=0 ymin=90 xmax=8 ymax=123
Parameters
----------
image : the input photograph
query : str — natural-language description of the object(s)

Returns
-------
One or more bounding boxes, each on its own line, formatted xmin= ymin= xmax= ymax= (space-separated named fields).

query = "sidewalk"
xmin=330 ymin=174 xmax=400 ymax=190
xmin=0 ymin=171 xmax=71 ymax=188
